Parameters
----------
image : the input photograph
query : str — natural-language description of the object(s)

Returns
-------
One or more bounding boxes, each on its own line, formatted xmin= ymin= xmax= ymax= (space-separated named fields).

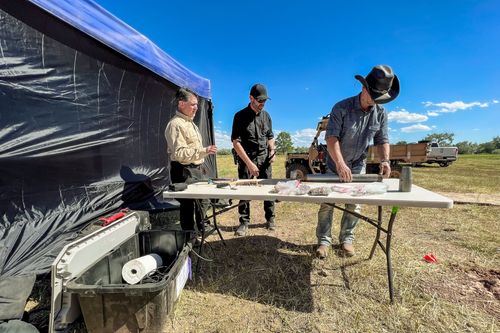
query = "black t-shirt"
xmin=231 ymin=104 xmax=274 ymax=158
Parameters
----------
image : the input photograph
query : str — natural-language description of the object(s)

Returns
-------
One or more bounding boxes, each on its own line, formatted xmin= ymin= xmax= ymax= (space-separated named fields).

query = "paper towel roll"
xmin=122 ymin=253 xmax=163 ymax=284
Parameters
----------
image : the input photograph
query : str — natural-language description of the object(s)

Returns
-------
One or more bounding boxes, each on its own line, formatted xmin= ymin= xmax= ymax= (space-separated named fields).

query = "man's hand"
xmin=336 ymin=162 xmax=352 ymax=182
xmin=205 ymin=145 xmax=217 ymax=155
xmin=325 ymin=136 xmax=351 ymax=182
xmin=247 ymin=161 xmax=260 ymax=177
xmin=269 ymin=149 xmax=276 ymax=164
xmin=379 ymin=161 xmax=391 ymax=178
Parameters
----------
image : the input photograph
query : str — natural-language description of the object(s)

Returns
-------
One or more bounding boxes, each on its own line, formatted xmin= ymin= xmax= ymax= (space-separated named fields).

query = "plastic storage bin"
xmin=65 ymin=229 xmax=190 ymax=333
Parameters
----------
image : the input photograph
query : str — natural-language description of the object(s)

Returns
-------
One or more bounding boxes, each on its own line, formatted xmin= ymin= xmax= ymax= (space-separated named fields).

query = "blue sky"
xmin=95 ymin=0 xmax=499 ymax=148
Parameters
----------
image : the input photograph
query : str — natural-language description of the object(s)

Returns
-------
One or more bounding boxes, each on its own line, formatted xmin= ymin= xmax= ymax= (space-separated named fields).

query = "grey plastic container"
xmin=65 ymin=229 xmax=190 ymax=333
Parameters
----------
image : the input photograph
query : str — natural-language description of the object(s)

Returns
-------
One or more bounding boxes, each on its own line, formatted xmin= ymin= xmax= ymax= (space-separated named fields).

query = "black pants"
xmin=170 ymin=161 xmax=209 ymax=232
xmin=237 ymin=158 xmax=275 ymax=225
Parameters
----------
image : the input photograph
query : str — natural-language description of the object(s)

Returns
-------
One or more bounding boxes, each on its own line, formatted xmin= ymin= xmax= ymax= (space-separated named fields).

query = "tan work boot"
xmin=235 ymin=223 xmax=248 ymax=236
xmin=341 ymin=243 xmax=355 ymax=257
xmin=266 ymin=220 xmax=276 ymax=231
xmin=315 ymin=244 xmax=329 ymax=259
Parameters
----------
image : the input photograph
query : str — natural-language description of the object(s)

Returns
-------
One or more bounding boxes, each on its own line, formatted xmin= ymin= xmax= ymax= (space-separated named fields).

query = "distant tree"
xmin=294 ymin=146 xmax=309 ymax=153
xmin=422 ymin=132 xmax=454 ymax=146
xmin=217 ymin=148 xmax=232 ymax=155
xmin=455 ymin=141 xmax=478 ymax=154
xmin=396 ymin=140 xmax=407 ymax=145
xmin=492 ymin=136 xmax=500 ymax=149
xmin=275 ymin=132 xmax=294 ymax=154
xmin=477 ymin=141 xmax=495 ymax=154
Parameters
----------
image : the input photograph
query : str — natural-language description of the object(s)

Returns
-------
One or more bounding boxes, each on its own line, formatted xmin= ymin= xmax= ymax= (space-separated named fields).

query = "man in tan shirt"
xmin=165 ymin=87 xmax=217 ymax=235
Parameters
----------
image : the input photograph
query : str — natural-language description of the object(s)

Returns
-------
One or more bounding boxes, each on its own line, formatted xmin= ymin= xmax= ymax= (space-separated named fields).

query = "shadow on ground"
xmin=189 ymin=235 xmax=316 ymax=313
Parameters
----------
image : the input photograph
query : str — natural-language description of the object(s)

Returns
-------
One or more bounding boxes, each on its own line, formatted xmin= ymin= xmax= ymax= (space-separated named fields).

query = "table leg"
xmin=211 ymin=202 xmax=226 ymax=246
xmin=194 ymin=201 xmax=240 ymax=276
xmin=386 ymin=206 xmax=398 ymax=303
xmin=332 ymin=204 xmax=399 ymax=303
xmin=194 ymin=200 xmax=206 ymax=276
xmin=369 ymin=206 xmax=383 ymax=259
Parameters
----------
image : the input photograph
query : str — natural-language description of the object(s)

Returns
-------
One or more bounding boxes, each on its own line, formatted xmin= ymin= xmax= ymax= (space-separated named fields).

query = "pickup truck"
xmin=366 ymin=141 xmax=458 ymax=176
xmin=419 ymin=141 xmax=459 ymax=167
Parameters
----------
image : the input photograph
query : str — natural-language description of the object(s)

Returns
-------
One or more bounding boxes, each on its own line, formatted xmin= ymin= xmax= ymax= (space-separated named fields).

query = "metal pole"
xmin=369 ymin=206 xmax=383 ymax=259
xmin=211 ymin=202 xmax=226 ymax=246
xmin=386 ymin=206 xmax=399 ymax=303
xmin=302 ymin=173 xmax=383 ymax=182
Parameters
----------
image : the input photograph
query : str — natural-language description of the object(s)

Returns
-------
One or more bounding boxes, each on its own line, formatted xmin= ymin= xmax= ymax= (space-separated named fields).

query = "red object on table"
xmin=99 ymin=209 xmax=129 ymax=226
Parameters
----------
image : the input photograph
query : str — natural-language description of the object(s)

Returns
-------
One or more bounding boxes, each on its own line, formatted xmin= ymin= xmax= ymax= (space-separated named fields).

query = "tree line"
xmin=396 ymin=133 xmax=500 ymax=155
xmin=216 ymin=132 xmax=500 ymax=155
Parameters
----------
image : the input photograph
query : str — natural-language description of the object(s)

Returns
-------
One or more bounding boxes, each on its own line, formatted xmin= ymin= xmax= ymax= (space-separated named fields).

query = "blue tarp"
xmin=28 ymin=0 xmax=211 ymax=98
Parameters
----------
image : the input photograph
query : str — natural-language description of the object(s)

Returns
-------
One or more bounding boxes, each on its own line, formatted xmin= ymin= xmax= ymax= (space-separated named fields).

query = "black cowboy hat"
xmin=355 ymin=65 xmax=400 ymax=104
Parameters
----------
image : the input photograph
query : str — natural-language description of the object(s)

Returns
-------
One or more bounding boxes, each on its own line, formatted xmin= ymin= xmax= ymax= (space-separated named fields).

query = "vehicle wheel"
xmin=287 ymin=163 xmax=309 ymax=180
xmin=366 ymin=164 xmax=380 ymax=174
xmin=439 ymin=162 xmax=450 ymax=167
xmin=390 ymin=170 xmax=401 ymax=178
xmin=390 ymin=164 xmax=402 ymax=178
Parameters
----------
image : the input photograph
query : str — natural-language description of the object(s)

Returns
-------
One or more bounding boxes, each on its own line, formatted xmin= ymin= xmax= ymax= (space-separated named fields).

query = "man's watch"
xmin=380 ymin=159 xmax=390 ymax=164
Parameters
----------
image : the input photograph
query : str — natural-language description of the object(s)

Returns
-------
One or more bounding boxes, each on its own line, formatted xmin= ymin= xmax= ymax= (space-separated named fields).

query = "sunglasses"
xmin=255 ymin=98 xmax=267 ymax=104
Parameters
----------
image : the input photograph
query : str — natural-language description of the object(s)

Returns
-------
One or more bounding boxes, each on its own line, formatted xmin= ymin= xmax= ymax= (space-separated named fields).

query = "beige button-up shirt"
xmin=165 ymin=111 xmax=207 ymax=165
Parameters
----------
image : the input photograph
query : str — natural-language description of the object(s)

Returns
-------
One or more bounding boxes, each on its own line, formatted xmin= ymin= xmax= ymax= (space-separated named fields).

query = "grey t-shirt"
xmin=325 ymin=94 xmax=389 ymax=173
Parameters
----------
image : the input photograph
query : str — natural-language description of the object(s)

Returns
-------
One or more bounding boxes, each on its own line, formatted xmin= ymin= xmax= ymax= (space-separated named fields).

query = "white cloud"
xmin=214 ymin=129 xmax=232 ymax=149
xmin=290 ymin=128 xmax=319 ymax=147
xmin=400 ymin=124 xmax=432 ymax=133
xmin=427 ymin=111 xmax=439 ymax=117
xmin=493 ymin=100 xmax=499 ymax=104
xmin=388 ymin=109 xmax=428 ymax=123
xmin=293 ymin=128 xmax=317 ymax=137
xmin=423 ymin=100 xmax=488 ymax=113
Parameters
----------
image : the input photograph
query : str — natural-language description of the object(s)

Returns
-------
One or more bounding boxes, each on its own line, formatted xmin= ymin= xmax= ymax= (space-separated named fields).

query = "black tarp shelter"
xmin=0 ymin=0 xmax=215 ymax=319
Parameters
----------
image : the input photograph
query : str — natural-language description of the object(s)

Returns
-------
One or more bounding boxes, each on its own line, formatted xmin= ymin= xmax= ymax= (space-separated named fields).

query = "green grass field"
xmin=169 ymin=154 xmax=499 ymax=332
xmin=412 ymin=154 xmax=500 ymax=194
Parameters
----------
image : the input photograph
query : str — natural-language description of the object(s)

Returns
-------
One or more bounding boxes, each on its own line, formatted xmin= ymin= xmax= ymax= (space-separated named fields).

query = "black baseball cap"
xmin=250 ymin=83 xmax=270 ymax=100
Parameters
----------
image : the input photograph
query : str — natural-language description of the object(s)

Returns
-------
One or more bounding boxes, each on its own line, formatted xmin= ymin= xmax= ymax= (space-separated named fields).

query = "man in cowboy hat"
xmin=315 ymin=65 xmax=399 ymax=259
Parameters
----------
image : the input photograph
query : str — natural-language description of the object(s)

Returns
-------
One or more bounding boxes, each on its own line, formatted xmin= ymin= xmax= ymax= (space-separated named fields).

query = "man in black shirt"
xmin=231 ymin=84 xmax=276 ymax=236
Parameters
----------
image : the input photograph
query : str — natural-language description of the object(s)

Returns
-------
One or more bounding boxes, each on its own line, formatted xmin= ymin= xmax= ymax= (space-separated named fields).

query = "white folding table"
xmin=163 ymin=178 xmax=453 ymax=302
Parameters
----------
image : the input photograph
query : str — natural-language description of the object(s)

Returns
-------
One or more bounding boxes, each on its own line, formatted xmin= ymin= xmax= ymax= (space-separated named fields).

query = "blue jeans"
xmin=316 ymin=163 xmax=365 ymax=246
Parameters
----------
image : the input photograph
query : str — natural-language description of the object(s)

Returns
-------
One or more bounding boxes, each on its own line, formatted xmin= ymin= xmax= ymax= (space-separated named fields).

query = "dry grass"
xmin=412 ymin=154 xmax=500 ymax=194
xmin=25 ymin=154 xmax=500 ymax=332
xmin=167 ymin=155 xmax=499 ymax=333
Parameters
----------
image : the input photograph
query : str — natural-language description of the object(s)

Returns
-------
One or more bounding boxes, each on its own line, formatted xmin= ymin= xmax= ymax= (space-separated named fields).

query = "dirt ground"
xmin=421 ymin=263 xmax=500 ymax=319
